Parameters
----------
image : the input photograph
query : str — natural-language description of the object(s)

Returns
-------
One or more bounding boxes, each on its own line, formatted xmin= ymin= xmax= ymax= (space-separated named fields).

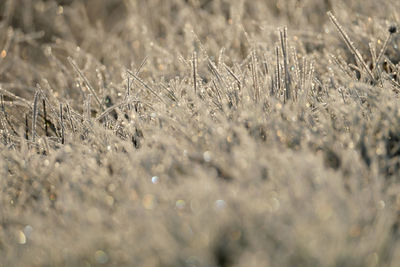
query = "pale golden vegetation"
xmin=0 ymin=0 xmax=400 ymax=266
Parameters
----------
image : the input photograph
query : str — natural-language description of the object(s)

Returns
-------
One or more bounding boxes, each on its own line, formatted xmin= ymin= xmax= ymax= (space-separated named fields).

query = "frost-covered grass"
xmin=1 ymin=0 xmax=400 ymax=266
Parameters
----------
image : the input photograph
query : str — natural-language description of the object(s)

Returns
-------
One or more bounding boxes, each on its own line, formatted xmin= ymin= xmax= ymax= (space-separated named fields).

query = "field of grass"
xmin=1 ymin=0 xmax=400 ymax=266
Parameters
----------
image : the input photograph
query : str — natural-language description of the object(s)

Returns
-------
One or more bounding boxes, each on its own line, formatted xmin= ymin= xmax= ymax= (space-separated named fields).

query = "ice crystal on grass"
xmin=1 ymin=0 xmax=400 ymax=266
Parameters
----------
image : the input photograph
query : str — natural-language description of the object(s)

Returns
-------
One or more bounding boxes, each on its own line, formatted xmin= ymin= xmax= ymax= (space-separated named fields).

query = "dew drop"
xmin=57 ymin=6 xmax=64 ymax=15
xmin=95 ymin=250 xmax=109 ymax=264
xmin=142 ymin=194 xmax=156 ymax=210
xmin=215 ymin=200 xmax=226 ymax=210
xmin=151 ymin=176 xmax=159 ymax=184
xmin=176 ymin=200 xmax=186 ymax=210
xmin=17 ymin=231 xmax=26 ymax=244
xmin=203 ymin=151 xmax=211 ymax=162
xmin=23 ymin=225 xmax=33 ymax=239
xmin=378 ymin=200 xmax=385 ymax=209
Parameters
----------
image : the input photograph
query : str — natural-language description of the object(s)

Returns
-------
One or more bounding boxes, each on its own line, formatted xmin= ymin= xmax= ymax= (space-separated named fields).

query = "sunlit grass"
xmin=0 ymin=0 xmax=400 ymax=266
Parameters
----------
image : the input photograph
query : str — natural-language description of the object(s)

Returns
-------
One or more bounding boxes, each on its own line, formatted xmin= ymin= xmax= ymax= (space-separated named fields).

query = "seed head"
xmin=389 ymin=25 xmax=397 ymax=34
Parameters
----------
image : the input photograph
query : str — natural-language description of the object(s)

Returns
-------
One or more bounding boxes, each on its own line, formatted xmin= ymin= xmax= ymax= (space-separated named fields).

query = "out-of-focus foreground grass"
xmin=1 ymin=0 xmax=400 ymax=266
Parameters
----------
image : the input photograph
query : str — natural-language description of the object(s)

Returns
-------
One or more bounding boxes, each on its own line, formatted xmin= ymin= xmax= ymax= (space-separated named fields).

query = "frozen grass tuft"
xmin=1 ymin=0 xmax=400 ymax=266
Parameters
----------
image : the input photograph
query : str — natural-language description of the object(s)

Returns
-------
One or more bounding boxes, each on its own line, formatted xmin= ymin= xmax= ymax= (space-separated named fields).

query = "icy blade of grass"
xmin=65 ymin=103 xmax=75 ymax=133
xmin=60 ymin=103 xmax=65 ymax=144
xmin=369 ymin=42 xmax=377 ymax=69
xmin=37 ymin=84 xmax=62 ymax=140
xmin=275 ymin=46 xmax=281 ymax=97
xmin=327 ymin=11 xmax=375 ymax=82
xmin=126 ymin=69 xmax=167 ymax=105
xmin=375 ymin=27 xmax=397 ymax=70
xmin=250 ymin=49 xmax=260 ymax=102
xmin=68 ymin=57 xmax=103 ymax=109
xmin=192 ymin=51 xmax=198 ymax=95
xmin=31 ymin=90 xmax=39 ymax=142
xmin=95 ymin=97 xmax=142 ymax=122
xmin=136 ymin=56 xmax=148 ymax=75
xmin=0 ymin=87 xmax=32 ymax=109
xmin=280 ymin=27 xmax=291 ymax=102
xmin=1 ymin=94 xmax=17 ymax=136
xmin=42 ymin=99 xmax=48 ymax=137
xmin=290 ymin=47 xmax=300 ymax=100
xmin=85 ymin=94 xmax=92 ymax=122
xmin=25 ymin=113 xmax=29 ymax=140
xmin=224 ymin=64 xmax=241 ymax=91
